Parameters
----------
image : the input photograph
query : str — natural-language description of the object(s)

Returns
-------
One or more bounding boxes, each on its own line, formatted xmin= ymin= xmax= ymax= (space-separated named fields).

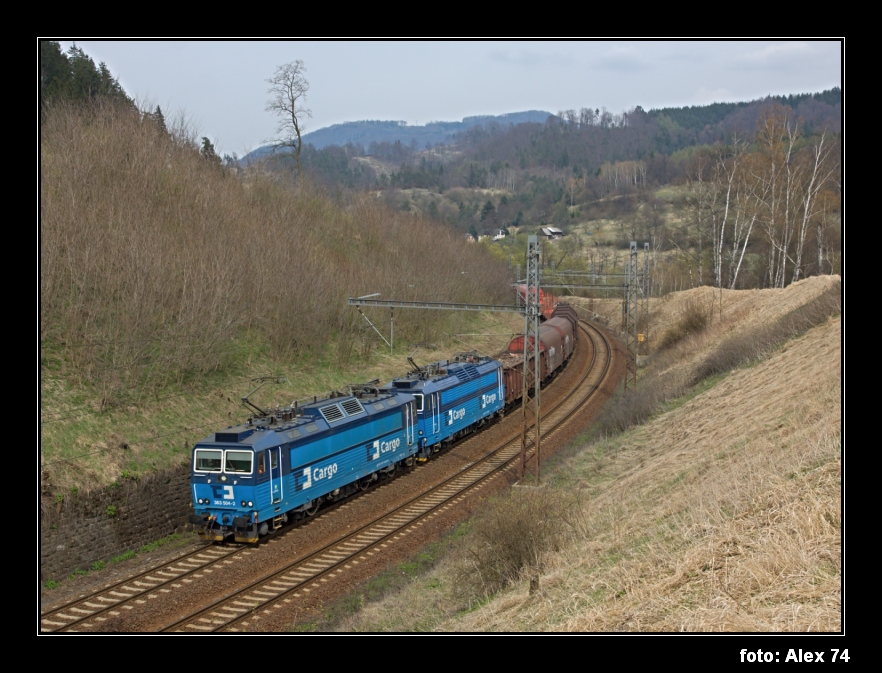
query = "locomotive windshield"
xmin=195 ymin=449 xmax=222 ymax=472
xmin=225 ymin=451 xmax=253 ymax=474
xmin=194 ymin=448 xmax=253 ymax=475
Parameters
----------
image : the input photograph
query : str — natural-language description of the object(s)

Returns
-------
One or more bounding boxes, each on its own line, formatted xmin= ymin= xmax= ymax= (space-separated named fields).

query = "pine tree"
xmin=201 ymin=137 xmax=221 ymax=165
xmin=40 ymin=41 xmax=71 ymax=104
xmin=39 ymin=41 xmax=132 ymax=107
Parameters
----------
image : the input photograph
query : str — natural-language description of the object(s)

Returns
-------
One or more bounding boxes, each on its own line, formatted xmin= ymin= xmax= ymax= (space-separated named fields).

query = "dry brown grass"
xmin=452 ymin=315 xmax=842 ymax=632
xmin=40 ymin=101 xmax=519 ymax=491
xmin=41 ymin=102 xmax=512 ymax=400
xmin=332 ymin=278 xmax=841 ymax=633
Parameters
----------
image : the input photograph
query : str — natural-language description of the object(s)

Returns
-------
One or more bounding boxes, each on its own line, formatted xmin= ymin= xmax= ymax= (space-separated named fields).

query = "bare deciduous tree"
xmin=265 ymin=60 xmax=311 ymax=178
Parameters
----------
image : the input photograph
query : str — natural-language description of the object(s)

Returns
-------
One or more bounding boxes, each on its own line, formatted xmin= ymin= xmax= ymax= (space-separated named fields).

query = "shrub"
xmin=593 ymin=379 xmax=685 ymax=437
xmin=106 ymin=505 xmax=117 ymax=518
xmin=657 ymin=297 xmax=709 ymax=351
xmin=454 ymin=488 xmax=571 ymax=599
xmin=691 ymin=281 xmax=841 ymax=385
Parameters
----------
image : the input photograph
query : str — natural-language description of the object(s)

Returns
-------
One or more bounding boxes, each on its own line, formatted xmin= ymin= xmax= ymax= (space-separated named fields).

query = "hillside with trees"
xmin=40 ymin=42 xmax=132 ymax=108
xmin=254 ymin=88 xmax=840 ymax=294
xmin=40 ymin=86 xmax=513 ymax=493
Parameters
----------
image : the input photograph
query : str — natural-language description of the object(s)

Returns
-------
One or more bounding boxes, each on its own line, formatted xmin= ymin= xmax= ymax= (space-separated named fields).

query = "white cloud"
xmin=488 ymin=48 xmax=575 ymax=68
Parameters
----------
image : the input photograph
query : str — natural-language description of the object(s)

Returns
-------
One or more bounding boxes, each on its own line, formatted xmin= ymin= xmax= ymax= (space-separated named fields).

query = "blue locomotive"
xmin=189 ymin=305 xmax=578 ymax=543
xmin=384 ymin=352 xmax=505 ymax=461
xmin=189 ymin=381 xmax=417 ymax=542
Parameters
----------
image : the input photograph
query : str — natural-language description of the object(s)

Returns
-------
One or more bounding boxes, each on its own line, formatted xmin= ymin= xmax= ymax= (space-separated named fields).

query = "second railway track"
xmin=41 ymin=320 xmax=617 ymax=632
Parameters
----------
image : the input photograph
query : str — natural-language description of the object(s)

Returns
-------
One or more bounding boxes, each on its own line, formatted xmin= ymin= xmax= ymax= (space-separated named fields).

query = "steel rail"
xmin=164 ymin=322 xmax=611 ymax=633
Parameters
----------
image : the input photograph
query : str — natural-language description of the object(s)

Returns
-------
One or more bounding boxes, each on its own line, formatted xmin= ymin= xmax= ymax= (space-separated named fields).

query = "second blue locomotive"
xmin=384 ymin=352 xmax=506 ymax=460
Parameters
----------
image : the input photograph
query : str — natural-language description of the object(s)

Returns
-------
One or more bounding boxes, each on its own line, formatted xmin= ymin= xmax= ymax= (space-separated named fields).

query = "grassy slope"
xmin=40 ymin=313 xmax=524 ymax=496
xmin=331 ymin=276 xmax=841 ymax=632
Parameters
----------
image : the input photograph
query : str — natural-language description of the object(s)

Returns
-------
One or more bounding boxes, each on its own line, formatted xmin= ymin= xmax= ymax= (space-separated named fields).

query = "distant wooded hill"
xmin=246 ymin=89 xmax=840 ymax=174
xmin=243 ymin=110 xmax=553 ymax=162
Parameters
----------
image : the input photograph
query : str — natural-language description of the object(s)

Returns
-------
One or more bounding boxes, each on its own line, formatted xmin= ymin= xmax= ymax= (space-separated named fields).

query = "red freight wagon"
xmin=515 ymin=284 xmax=556 ymax=320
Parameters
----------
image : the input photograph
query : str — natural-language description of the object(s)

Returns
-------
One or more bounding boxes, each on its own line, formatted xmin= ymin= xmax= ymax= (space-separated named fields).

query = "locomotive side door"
xmin=431 ymin=393 xmax=441 ymax=435
xmin=406 ymin=401 xmax=415 ymax=446
xmin=268 ymin=447 xmax=282 ymax=504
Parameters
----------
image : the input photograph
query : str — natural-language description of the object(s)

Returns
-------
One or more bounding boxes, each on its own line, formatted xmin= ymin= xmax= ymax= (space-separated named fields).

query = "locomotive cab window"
xmin=195 ymin=449 xmax=222 ymax=472
xmin=257 ymin=453 xmax=266 ymax=474
xmin=413 ymin=394 xmax=424 ymax=412
xmin=225 ymin=451 xmax=253 ymax=474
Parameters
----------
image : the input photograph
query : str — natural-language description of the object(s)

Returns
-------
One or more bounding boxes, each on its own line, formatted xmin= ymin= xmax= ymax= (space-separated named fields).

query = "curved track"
xmin=41 ymin=321 xmax=615 ymax=633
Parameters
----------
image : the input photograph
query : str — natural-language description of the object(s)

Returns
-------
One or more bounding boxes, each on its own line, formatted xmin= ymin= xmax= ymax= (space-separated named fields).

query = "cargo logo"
xmin=313 ymin=463 xmax=339 ymax=482
xmin=366 ymin=440 xmax=381 ymax=462
xmin=380 ymin=437 xmax=401 ymax=453
xmin=294 ymin=462 xmax=338 ymax=491
xmin=447 ymin=407 xmax=466 ymax=425
xmin=481 ymin=393 xmax=497 ymax=408
xmin=211 ymin=484 xmax=235 ymax=505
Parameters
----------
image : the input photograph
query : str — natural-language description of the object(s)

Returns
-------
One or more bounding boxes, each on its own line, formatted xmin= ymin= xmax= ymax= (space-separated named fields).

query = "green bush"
xmin=110 ymin=550 xmax=135 ymax=563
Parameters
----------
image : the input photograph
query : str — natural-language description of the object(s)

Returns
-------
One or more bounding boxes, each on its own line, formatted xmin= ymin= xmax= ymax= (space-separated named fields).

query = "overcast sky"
xmin=55 ymin=40 xmax=842 ymax=157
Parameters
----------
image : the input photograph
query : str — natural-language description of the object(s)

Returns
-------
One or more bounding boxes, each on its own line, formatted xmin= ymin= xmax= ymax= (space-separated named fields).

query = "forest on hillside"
xmin=267 ymin=88 xmax=841 ymax=292
xmin=39 ymin=44 xmax=512 ymax=404
xmin=41 ymin=40 xmax=841 ymax=307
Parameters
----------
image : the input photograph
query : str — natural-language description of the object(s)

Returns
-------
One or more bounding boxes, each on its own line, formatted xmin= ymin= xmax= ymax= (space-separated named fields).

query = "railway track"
xmin=39 ymin=544 xmax=241 ymax=631
xmin=165 ymin=320 xmax=611 ymax=632
xmin=41 ymin=321 xmax=614 ymax=632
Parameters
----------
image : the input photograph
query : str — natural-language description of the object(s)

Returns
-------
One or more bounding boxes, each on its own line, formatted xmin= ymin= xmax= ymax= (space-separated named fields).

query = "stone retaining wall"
xmin=40 ymin=466 xmax=194 ymax=581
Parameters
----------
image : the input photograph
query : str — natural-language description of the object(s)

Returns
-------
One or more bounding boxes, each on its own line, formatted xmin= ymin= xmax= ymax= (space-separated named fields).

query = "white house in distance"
xmin=539 ymin=226 xmax=564 ymax=240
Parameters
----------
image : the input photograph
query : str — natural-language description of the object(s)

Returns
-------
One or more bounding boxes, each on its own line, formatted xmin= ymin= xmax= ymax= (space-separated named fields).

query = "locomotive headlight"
xmin=220 ymin=474 xmax=228 ymax=482
xmin=241 ymin=500 xmax=246 ymax=506
xmin=248 ymin=501 xmax=253 ymax=507
xmin=419 ymin=430 xmax=423 ymax=435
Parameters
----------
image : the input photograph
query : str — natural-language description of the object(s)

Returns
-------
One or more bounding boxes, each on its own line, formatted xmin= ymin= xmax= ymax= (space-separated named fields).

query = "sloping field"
xmin=334 ymin=277 xmax=842 ymax=632
xmin=574 ymin=275 xmax=840 ymax=377
xmin=452 ymin=317 xmax=840 ymax=632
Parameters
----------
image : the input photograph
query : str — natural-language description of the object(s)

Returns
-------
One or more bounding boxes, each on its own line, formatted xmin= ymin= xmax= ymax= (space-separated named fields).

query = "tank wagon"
xmin=189 ymin=384 xmax=417 ymax=542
